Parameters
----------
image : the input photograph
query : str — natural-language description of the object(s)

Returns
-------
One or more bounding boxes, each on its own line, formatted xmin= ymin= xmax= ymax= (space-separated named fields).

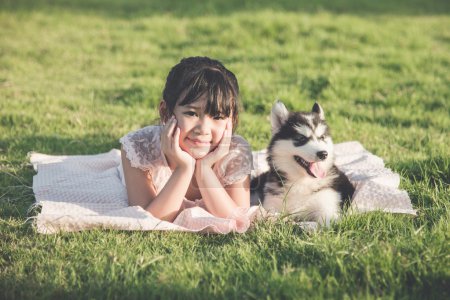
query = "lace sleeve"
xmin=214 ymin=135 xmax=253 ymax=186
xmin=119 ymin=126 xmax=162 ymax=172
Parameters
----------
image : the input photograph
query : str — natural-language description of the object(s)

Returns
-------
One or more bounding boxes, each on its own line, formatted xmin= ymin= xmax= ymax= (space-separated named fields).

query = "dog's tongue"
xmin=309 ymin=162 xmax=326 ymax=178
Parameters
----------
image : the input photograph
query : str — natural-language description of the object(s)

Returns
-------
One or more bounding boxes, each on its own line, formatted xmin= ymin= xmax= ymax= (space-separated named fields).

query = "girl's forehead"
xmin=176 ymin=93 xmax=208 ymax=109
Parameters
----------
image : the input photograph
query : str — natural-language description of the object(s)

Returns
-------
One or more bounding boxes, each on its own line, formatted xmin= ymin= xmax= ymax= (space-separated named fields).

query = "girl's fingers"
xmin=227 ymin=118 xmax=233 ymax=135
xmin=223 ymin=129 xmax=229 ymax=142
xmin=164 ymin=116 xmax=177 ymax=138
xmin=163 ymin=116 xmax=175 ymax=130
xmin=224 ymin=126 xmax=232 ymax=143
xmin=161 ymin=117 xmax=176 ymax=152
xmin=218 ymin=129 xmax=231 ymax=152
xmin=173 ymin=126 xmax=181 ymax=149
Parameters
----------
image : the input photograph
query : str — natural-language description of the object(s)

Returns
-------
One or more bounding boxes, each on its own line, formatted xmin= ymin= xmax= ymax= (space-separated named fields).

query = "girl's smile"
xmin=186 ymin=137 xmax=212 ymax=146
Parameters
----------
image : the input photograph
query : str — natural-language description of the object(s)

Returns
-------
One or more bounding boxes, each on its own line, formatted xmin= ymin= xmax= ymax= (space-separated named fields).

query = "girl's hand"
xmin=198 ymin=119 xmax=232 ymax=169
xmin=161 ymin=116 xmax=195 ymax=171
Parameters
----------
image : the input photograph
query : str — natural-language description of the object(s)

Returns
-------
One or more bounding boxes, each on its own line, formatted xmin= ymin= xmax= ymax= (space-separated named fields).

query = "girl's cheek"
xmin=178 ymin=130 xmax=190 ymax=152
xmin=174 ymin=115 xmax=188 ymax=131
xmin=175 ymin=121 xmax=183 ymax=131
xmin=213 ymin=128 xmax=226 ymax=145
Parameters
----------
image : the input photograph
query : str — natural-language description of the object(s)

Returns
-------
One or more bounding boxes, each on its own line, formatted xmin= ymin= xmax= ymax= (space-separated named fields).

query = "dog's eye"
xmin=293 ymin=135 xmax=308 ymax=146
xmin=318 ymin=135 xmax=325 ymax=141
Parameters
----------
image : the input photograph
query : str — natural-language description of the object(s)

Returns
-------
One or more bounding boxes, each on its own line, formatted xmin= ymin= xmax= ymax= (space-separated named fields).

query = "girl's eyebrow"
xmin=183 ymin=104 xmax=202 ymax=109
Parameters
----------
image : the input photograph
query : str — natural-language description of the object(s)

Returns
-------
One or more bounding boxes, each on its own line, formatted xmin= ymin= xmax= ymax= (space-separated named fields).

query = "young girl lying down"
xmin=120 ymin=56 xmax=252 ymax=222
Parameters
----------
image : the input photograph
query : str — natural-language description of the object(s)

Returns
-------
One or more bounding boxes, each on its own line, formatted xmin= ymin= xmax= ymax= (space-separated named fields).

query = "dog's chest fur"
xmin=260 ymin=168 xmax=341 ymax=218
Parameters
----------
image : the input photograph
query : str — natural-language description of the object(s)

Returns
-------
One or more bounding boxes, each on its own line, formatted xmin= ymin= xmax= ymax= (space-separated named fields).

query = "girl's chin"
xmin=188 ymin=148 xmax=210 ymax=159
xmin=180 ymin=145 xmax=211 ymax=159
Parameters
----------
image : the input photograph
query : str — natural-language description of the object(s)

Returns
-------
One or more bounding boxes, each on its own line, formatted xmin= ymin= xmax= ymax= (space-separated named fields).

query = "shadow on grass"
xmin=95 ymin=84 xmax=154 ymax=106
xmin=2 ymin=223 xmax=448 ymax=300
xmin=0 ymin=133 xmax=121 ymax=219
xmin=0 ymin=160 xmax=36 ymax=220
xmin=391 ymin=156 xmax=449 ymax=226
xmin=1 ymin=133 xmax=121 ymax=161
xmin=339 ymin=110 xmax=447 ymax=131
xmin=0 ymin=179 xmax=34 ymax=219
xmin=0 ymin=276 xmax=287 ymax=299
xmin=1 ymin=274 xmax=444 ymax=300
xmin=1 ymin=0 xmax=449 ymax=18
xmin=394 ymin=156 xmax=449 ymax=188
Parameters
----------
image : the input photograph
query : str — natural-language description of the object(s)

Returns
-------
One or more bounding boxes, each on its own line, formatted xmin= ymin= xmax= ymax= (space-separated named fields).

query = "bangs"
xmin=178 ymin=68 xmax=237 ymax=118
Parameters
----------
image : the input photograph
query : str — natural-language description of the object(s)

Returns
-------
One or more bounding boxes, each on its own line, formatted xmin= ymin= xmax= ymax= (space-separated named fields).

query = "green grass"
xmin=1 ymin=0 xmax=449 ymax=299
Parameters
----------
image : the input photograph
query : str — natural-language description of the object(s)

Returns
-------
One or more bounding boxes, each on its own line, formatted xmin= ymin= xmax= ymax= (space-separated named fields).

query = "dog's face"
xmin=268 ymin=101 xmax=334 ymax=181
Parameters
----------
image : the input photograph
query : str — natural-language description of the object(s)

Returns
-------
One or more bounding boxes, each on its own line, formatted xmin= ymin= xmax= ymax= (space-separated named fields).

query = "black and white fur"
xmin=251 ymin=101 xmax=354 ymax=225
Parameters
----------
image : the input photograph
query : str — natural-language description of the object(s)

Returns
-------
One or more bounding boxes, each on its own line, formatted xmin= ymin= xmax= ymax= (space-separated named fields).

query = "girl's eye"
xmin=213 ymin=115 xmax=226 ymax=120
xmin=184 ymin=111 xmax=198 ymax=117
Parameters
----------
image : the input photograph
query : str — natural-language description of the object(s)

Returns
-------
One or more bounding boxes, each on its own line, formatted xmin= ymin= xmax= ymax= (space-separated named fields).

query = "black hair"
xmin=161 ymin=56 xmax=240 ymax=130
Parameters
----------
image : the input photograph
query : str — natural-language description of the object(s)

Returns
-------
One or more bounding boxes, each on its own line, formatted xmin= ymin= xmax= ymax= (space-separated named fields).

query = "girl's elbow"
xmin=236 ymin=194 xmax=251 ymax=209
xmin=145 ymin=202 xmax=180 ymax=223
xmin=240 ymin=202 xmax=250 ymax=209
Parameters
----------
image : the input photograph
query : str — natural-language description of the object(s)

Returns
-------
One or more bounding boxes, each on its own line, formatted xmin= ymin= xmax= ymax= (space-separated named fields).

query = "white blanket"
xmin=29 ymin=141 xmax=415 ymax=234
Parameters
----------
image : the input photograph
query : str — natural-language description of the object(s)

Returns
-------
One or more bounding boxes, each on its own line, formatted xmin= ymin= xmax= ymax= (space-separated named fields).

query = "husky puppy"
xmin=251 ymin=101 xmax=354 ymax=225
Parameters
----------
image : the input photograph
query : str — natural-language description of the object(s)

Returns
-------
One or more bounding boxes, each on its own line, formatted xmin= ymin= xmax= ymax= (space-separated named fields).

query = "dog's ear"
xmin=271 ymin=100 xmax=289 ymax=134
xmin=312 ymin=102 xmax=325 ymax=120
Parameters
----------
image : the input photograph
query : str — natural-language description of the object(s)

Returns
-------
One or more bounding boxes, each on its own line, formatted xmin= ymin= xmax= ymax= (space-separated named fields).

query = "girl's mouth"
xmin=187 ymin=137 xmax=211 ymax=146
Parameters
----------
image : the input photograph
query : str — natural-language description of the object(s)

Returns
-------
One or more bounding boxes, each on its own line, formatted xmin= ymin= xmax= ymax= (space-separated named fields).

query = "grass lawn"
xmin=1 ymin=0 xmax=449 ymax=298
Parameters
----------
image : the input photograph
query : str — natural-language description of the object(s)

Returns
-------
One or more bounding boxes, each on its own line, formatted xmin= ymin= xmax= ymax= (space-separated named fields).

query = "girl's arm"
xmin=195 ymin=163 xmax=250 ymax=218
xmin=121 ymin=148 xmax=193 ymax=222
xmin=145 ymin=164 xmax=193 ymax=222
xmin=195 ymin=120 xmax=250 ymax=218
xmin=122 ymin=117 xmax=195 ymax=222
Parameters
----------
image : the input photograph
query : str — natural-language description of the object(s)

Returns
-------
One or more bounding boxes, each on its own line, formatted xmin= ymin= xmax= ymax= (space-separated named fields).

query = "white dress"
xmin=119 ymin=125 xmax=253 ymax=208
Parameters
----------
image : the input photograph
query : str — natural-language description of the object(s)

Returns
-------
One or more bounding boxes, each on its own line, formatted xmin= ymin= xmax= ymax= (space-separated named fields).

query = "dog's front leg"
xmin=293 ymin=189 xmax=341 ymax=225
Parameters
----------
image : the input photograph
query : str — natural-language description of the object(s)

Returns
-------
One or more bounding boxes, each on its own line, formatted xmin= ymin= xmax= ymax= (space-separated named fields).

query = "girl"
xmin=120 ymin=57 xmax=252 ymax=222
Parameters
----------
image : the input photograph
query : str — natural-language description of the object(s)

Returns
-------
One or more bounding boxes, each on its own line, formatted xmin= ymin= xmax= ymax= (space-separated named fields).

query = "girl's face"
xmin=171 ymin=94 xmax=230 ymax=159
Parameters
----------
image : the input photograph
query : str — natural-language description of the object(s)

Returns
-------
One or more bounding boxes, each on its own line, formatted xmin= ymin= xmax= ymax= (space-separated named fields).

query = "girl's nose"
xmin=195 ymin=116 xmax=211 ymax=135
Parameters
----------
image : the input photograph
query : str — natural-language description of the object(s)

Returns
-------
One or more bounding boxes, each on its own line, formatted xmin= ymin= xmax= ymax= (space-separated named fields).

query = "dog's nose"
xmin=317 ymin=151 xmax=328 ymax=160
